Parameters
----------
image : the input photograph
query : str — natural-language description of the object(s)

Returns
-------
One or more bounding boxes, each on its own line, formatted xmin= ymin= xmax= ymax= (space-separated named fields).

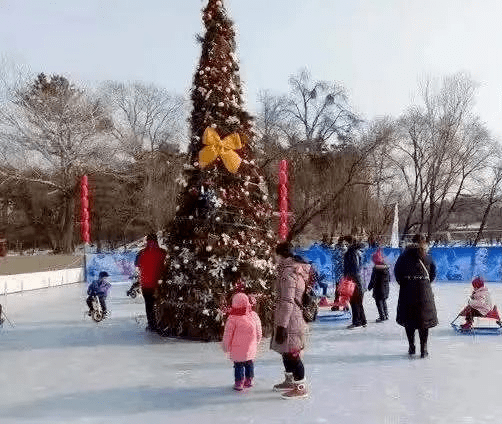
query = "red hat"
xmin=372 ymin=248 xmax=385 ymax=265
xmin=472 ymin=277 xmax=484 ymax=289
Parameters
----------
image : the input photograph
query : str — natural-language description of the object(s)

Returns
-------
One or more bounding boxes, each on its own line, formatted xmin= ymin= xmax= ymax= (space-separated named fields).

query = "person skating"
xmin=394 ymin=234 xmax=438 ymax=358
xmin=367 ymin=248 xmax=391 ymax=322
xmin=86 ymin=271 xmax=111 ymax=317
xmin=342 ymin=235 xmax=367 ymax=329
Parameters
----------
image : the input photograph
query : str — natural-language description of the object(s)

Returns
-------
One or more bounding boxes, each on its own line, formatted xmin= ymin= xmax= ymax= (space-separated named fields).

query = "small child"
xmin=367 ymin=248 xmax=391 ymax=322
xmin=86 ymin=271 xmax=111 ymax=316
xmin=461 ymin=277 xmax=493 ymax=330
xmin=222 ymin=292 xmax=262 ymax=391
xmin=331 ymin=276 xmax=355 ymax=311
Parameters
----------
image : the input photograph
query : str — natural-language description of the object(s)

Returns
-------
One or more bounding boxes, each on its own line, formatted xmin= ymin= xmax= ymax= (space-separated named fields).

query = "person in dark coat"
xmin=343 ymin=235 xmax=367 ymax=329
xmin=394 ymin=233 xmax=438 ymax=358
xmin=367 ymin=248 xmax=390 ymax=322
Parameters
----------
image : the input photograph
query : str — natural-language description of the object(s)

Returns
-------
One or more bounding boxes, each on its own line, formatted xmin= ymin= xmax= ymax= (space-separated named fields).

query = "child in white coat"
xmin=461 ymin=277 xmax=493 ymax=330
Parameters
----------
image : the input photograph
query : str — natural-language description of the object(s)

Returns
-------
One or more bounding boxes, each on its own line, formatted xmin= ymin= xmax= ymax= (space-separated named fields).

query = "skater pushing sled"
xmin=451 ymin=276 xmax=502 ymax=334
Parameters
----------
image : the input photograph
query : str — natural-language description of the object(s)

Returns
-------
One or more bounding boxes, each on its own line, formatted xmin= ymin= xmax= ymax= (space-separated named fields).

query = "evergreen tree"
xmin=156 ymin=0 xmax=276 ymax=341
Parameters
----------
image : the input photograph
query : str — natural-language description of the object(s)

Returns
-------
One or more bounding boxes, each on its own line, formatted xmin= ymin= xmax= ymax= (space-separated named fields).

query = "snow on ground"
xmin=2 ymin=281 xmax=502 ymax=424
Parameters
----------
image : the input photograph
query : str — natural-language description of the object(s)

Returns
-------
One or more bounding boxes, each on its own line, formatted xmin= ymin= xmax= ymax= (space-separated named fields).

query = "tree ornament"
xmin=198 ymin=127 xmax=242 ymax=173
xmin=80 ymin=175 xmax=90 ymax=244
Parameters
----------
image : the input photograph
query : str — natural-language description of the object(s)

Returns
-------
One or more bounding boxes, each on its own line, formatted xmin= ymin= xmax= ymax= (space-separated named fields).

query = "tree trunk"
xmin=60 ymin=194 xmax=75 ymax=253
xmin=474 ymin=201 xmax=494 ymax=246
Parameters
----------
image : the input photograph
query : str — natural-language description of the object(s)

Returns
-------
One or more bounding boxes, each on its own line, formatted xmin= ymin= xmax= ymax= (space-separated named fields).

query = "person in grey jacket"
xmin=394 ymin=234 xmax=438 ymax=358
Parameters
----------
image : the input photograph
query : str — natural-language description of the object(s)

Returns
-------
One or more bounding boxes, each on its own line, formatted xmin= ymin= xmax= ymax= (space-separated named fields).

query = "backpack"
xmin=294 ymin=265 xmax=319 ymax=322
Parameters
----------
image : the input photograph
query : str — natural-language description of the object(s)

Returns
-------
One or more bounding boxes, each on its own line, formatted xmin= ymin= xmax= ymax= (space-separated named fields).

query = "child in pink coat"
xmin=222 ymin=292 xmax=263 ymax=391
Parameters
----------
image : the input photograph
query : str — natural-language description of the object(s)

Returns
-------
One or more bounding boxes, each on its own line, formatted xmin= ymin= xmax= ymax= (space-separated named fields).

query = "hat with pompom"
xmin=371 ymin=248 xmax=385 ymax=265
xmin=472 ymin=277 xmax=484 ymax=289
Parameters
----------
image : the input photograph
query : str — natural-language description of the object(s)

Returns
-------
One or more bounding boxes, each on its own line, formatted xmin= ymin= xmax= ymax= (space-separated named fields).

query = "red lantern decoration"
xmin=278 ymin=160 xmax=289 ymax=241
xmin=80 ymin=175 xmax=90 ymax=244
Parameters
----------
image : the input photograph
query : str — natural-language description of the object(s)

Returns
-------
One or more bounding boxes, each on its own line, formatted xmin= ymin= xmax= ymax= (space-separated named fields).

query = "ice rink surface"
xmin=2 ymin=281 xmax=502 ymax=424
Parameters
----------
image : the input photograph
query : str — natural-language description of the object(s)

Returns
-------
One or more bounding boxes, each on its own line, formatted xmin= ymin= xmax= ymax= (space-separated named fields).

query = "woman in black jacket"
xmin=394 ymin=234 xmax=438 ymax=358
xmin=343 ymin=235 xmax=367 ymax=329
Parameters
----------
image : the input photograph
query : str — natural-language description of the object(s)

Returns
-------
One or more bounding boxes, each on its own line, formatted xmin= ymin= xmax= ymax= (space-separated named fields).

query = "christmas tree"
xmin=156 ymin=0 xmax=276 ymax=341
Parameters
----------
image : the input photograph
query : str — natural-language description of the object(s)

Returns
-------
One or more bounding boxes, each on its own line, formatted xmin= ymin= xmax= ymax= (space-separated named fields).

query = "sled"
xmin=451 ymin=305 xmax=502 ymax=335
xmin=317 ymin=309 xmax=352 ymax=322
xmin=324 ymin=277 xmax=356 ymax=313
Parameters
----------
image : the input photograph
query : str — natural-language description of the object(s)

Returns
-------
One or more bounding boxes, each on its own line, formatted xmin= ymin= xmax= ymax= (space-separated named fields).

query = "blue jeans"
xmin=234 ymin=360 xmax=254 ymax=382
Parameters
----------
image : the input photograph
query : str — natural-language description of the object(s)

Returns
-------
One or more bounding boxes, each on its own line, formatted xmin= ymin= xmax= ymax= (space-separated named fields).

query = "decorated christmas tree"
xmin=156 ymin=0 xmax=276 ymax=341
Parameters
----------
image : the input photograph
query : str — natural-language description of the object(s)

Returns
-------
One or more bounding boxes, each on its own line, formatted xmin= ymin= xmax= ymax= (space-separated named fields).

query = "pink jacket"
xmin=222 ymin=293 xmax=263 ymax=362
xmin=270 ymin=256 xmax=309 ymax=355
xmin=468 ymin=286 xmax=493 ymax=316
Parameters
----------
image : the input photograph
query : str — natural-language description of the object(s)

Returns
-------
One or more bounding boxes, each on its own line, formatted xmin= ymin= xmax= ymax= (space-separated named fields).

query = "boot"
xmin=273 ymin=372 xmax=295 ymax=392
xmin=233 ymin=380 xmax=244 ymax=391
xmin=420 ymin=343 xmax=428 ymax=358
xmin=244 ymin=377 xmax=253 ymax=388
xmin=281 ymin=380 xmax=308 ymax=399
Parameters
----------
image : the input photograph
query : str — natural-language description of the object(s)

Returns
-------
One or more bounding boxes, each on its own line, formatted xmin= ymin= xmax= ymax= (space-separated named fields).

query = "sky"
xmin=1 ymin=0 xmax=502 ymax=138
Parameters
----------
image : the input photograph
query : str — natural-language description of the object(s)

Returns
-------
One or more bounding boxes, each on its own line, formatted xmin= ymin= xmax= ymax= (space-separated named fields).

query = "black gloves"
xmin=275 ymin=326 xmax=287 ymax=344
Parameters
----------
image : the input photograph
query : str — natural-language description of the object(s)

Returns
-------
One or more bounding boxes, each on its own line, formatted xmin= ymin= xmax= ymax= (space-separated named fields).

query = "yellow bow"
xmin=199 ymin=127 xmax=242 ymax=173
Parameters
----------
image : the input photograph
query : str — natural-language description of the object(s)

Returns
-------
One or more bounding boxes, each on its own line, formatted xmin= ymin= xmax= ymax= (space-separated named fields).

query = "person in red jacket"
xmin=135 ymin=233 xmax=167 ymax=332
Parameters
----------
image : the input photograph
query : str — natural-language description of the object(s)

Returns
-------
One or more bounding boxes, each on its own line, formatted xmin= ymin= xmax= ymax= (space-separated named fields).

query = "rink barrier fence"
xmin=0 ymin=268 xmax=84 ymax=295
xmin=5 ymin=245 xmax=500 ymax=295
xmin=294 ymin=245 xmax=502 ymax=288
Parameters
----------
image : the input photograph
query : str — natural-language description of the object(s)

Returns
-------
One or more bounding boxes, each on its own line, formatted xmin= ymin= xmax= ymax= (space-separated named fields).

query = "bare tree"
xmin=100 ymin=81 xmax=187 ymax=158
xmin=391 ymin=73 xmax=494 ymax=240
xmin=98 ymin=81 xmax=187 ymax=235
xmin=474 ymin=153 xmax=502 ymax=245
xmin=281 ymin=68 xmax=360 ymax=150
xmin=254 ymin=90 xmax=288 ymax=146
xmin=358 ymin=118 xmax=401 ymax=241
xmin=0 ymin=73 xmax=112 ymax=252
xmin=284 ymin=134 xmax=383 ymax=242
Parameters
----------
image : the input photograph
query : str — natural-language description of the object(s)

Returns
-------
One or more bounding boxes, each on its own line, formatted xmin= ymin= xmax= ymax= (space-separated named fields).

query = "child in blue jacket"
xmin=86 ymin=271 xmax=111 ymax=316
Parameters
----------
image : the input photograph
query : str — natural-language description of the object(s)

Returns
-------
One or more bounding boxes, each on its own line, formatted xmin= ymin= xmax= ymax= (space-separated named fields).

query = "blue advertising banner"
xmin=85 ymin=245 xmax=502 ymax=286
xmin=295 ymin=245 xmax=502 ymax=285
xmin=86 ymin=251 xmax=138 ymax=283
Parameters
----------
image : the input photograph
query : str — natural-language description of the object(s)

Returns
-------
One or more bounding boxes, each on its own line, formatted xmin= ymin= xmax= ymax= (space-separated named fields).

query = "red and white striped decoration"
xmin=80 ymin=175 xmax=90 ymax=244
xmin=278 ymin=160 xmax=289 ymax=241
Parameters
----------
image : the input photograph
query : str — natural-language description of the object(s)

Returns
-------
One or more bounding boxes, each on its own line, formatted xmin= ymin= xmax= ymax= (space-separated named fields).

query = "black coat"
xmin=343 ymin=244 xmax=363 ymax=287
xmin=394 ymin=246 xmax=438 ymax=329
xmin=368 ymin=265 xmax=390 ymax=300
